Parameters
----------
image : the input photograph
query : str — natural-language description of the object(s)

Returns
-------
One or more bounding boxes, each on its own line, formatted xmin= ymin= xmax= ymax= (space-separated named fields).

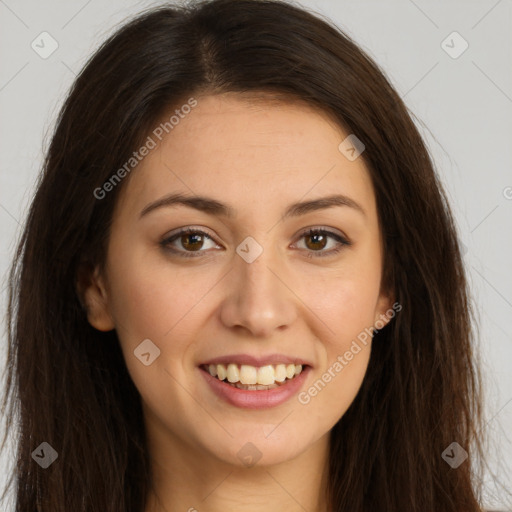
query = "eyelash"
xmin=160 ymin=227 xmax=351 ymax=259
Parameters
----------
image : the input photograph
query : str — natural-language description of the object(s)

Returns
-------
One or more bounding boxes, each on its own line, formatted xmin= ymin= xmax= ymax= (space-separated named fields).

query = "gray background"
xmin=0 ymin=0 xmax=511 ymax=509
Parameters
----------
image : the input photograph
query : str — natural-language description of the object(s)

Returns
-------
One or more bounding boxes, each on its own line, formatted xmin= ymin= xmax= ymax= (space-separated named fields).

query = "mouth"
xmin=200 ymin=362 xmax=306 ymax=390
xmin=198 ymin=360 xmax=312 ymax=409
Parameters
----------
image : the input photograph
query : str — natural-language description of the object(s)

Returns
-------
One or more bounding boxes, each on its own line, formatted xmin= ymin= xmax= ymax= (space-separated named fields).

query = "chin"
xmin=198 ymin=423 xmax=320 ymax=469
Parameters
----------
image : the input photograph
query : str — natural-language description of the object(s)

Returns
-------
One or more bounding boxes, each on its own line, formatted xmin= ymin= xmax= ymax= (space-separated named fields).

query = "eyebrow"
xmin=139 ymin=192 xmax=366 ymax=219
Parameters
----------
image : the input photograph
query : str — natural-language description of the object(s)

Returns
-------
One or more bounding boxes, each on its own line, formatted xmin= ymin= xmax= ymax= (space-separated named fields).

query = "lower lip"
xmin=199 ymin=366 xmax=311 ymax=409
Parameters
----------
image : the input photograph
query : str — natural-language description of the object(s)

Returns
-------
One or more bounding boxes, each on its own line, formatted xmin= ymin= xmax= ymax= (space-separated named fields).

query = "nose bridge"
xmin=219 ymin=238 xmax=297 ymax=336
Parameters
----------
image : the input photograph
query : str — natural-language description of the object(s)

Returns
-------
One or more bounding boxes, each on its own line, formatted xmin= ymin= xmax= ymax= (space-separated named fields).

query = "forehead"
xmin=114 ymin=93 xmax=376 ymax=222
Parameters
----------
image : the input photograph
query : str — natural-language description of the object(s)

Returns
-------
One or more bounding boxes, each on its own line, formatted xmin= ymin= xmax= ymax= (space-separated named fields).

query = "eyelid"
xmin=295 ymin=225 xmax=350 ymax=244
xmin=162 ymin=225 xmax=218 ymax=242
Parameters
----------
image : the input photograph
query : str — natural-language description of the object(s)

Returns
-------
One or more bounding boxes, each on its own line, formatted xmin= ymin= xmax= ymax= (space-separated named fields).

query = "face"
xmin=82 ymin=93 xmax=393 ymax=469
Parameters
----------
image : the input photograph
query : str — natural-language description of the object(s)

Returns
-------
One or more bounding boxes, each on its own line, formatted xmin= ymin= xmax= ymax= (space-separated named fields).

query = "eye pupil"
xmin=305 ymin=233 xmax=327 ymax=251
xmin=182 ymin=233 xmax=204 ymax=251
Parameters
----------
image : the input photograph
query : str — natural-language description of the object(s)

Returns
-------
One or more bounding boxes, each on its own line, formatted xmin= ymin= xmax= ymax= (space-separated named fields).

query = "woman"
xmin=1 ymin=0 xmax=489 ymax=510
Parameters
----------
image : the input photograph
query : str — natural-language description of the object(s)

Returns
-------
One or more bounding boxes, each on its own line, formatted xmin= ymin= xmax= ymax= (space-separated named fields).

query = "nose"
xmin=219 ymin=245 xmax=297 ymax=338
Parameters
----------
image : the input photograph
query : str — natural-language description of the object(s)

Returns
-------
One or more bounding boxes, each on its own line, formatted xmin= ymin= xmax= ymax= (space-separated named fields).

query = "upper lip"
xmin=201 ymin=354 xmax=312 ymax=367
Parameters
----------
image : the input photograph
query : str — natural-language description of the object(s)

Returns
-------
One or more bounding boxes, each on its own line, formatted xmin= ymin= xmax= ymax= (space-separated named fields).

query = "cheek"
xmin=302 ymin=249 xmax=380 ymax=409
xmin=299 ymin=278 xmax=375 ymax=423
xmin=309 ymin=262 xmax=382 ymax=341
xmin=105 ymin=251 xmax=204 ymax=361
xmin=105 ymin=256 xmax=205 ymax=416
xmin=300 ymin=344 xmax=371 ymax=413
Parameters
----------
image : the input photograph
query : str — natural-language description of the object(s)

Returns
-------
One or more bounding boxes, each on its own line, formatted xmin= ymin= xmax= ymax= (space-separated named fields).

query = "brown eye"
xmin=160 ymin=228 xmax=220 ymax=258
xmin=294 ymin=228 xmax=351 ymax=258
xmin=180 ymin=232 xmax=205 ymax=251
xmin=161 ymin=226 xmax=350 ymax=259
xmin=304 ymin=232 xmax=328 ymax=251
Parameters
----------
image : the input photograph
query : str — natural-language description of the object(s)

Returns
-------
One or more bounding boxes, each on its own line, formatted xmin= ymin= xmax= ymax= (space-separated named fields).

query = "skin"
xmin=81 ymin=92 xmax=393 ymax=512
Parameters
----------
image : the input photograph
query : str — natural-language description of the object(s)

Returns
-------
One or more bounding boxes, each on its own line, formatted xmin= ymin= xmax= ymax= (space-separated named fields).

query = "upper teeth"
xmin=207 ymin=363 xmax=303 ymax=385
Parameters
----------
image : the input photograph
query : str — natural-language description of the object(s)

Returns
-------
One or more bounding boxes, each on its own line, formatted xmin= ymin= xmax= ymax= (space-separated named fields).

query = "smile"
xmin=201 ymin=363 xmax=304 ymax=390
xmin=198 ymin=360 xmax=311 ymax=409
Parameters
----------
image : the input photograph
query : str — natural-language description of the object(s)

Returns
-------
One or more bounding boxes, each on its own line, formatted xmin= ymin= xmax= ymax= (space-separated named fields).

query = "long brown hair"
xmin=1 ymin=0 xmax=489 ymax=510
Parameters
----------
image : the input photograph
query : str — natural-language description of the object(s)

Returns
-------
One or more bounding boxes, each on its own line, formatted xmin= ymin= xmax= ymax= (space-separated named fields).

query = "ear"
xmin=373 ymin=287 xmax=397 ymax=331
xmin=76 ymin=262 xmax=115 ymax=332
